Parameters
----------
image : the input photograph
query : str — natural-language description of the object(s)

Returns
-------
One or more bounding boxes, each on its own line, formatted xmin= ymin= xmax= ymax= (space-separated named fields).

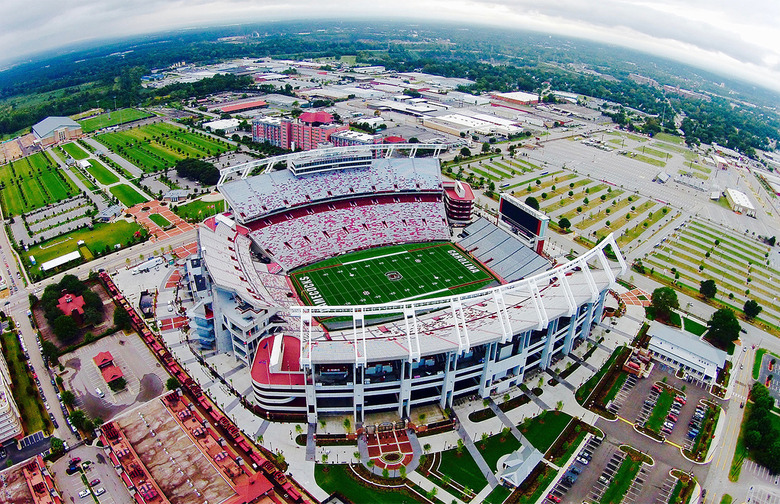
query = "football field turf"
xmin=290 ymin=242 xmax=497 ymax=307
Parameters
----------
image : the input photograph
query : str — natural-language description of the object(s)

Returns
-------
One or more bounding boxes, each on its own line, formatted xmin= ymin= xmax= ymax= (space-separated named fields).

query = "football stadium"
xmin=185 ymin=144 xmax=626 ymax=423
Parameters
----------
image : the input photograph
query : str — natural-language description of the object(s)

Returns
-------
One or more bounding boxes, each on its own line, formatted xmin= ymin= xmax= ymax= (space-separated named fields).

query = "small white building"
xmin=77 ymin=159 xmax=91 ymax=169
xmin=647 ymin=321 xmax=728 ymax=385
xmin=203 ymin=118 xmax=240 ymax=134
xmin=497 ymin=444 xmax=545 ymax=487
xmin=725 ymin=188 xmax=756 ymax=217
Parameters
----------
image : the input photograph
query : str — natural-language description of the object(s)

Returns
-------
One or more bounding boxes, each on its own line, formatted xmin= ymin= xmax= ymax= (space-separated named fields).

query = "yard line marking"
xmin=342 ymin=250 xmax=412 ymax=265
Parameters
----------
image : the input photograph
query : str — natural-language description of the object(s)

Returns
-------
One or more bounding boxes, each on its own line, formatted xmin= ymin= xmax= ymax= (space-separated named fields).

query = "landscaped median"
xmin=668 ymin=469 xmax=698 ymax=504
xmin=576 ymin=345 xmax=631 ymax=418
xmin=600 ymin=446 xmax=653 ymax=504
xmin=683 ymin=400 xmax=722 ymax=464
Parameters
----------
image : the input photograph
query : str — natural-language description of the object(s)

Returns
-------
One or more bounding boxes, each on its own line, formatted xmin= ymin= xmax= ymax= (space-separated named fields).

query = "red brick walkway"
xmin=621 ymin=288 xmax=652 ymax=307
xmin=126 ymin=200 xmax=197 ymax=242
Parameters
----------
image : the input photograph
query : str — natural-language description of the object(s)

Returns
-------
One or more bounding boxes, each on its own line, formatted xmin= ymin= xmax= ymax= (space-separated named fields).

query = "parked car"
xmin=78 ymin=489 xmax=91 ymax=498
xmin=90 ymin=479 xmax=100 ymax=487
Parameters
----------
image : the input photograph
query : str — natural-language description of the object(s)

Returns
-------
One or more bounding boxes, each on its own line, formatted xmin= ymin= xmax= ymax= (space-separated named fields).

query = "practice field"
xmin=61 ymin=142 xmax=89 ymax=160
xmin=0 ymin=152 xmax=80 ymax=216
xmin=86 ymin=159 xmax=119 ymax=185
xmin=78 ymin=108 xmax=153 ymax=133
xmin=95 ymin=122 xmax=231 ymax=172
xmin=110 ymin=184 xmax=147 ymax=207
xmin=290 ymin=242 xmax=497 ymax=307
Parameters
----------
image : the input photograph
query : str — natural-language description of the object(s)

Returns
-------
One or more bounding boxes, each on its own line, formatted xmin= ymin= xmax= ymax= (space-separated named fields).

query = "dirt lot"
xmin=115 ymin=399 xmax=235 ymax=504
xmin=0 ymin=464 xmax=33 ymax=504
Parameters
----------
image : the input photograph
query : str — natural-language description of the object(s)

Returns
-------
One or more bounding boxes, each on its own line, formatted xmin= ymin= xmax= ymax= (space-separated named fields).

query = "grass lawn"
xmin=624 ymin=152 xmax=666 ymax=167
xmin=61 ymin=142 xmax=89 ymax=160
xmin=720 ymin=495 xmax=733 ymax=504
xmin=615 ymin=207 xmax=669 ymax=248
xmin=518 ymin=411 xmax=573 ymax=453
xmin=484 ymin=485 xmax=512 ymax=504
xmin=69 ymin=168 xmax=98 ymax=192
xmin=78 ymin=108 xmax=153 ymax=133
xmin=290 ymin=242 xmax=497 ymax=307
xmin=600 ymin=457 xmax=641 ymax=504
xmin=477 ymin=433 xmax=522 ymax=471
xmin=174 ymin=198 xmax=225 ymax=220
xmin=313 ymin=464 xmax=415 ymax=503
xmin=683 ymin=317 xmax=707 ymax=336
xmin=86 ymin=159 xmax=119 ymax=185
xmin=516 ymin=464 xmax=557 ymax=504
xmin=96 ymin=122 xmax=230 ymax=172
xmin=646 ymin=388 xmax=674 ymax=433
xmin=21 ymin=220 xmax=142 ymax=278
xmin=149 ymin=213 xmax=171 ymax=228
xmin=110 ymin=184 xmax=147 ymax=207
xmin=576 ymin=347 xmax=623 ymax=404
xmin=0 ymin=152 xmax=79 ymax=216
xmin=654 ymin=132 xmax=684 ymax=145
xmin=0 ymin=332 xmax=50 ymax=434
xmin=437 ymin=448 xmax=489 ymax=492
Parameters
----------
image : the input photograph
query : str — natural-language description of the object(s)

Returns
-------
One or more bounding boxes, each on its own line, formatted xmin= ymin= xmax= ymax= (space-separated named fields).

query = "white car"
xmin=78 ymin=489 xmax=91 ymax=498
xmin=94 ymin=488 xmax=106 ymax=496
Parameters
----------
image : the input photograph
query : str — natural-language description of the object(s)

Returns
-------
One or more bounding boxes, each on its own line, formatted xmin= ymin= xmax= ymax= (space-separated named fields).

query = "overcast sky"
xmin=3 ymin=0 xmax=780 ymax=93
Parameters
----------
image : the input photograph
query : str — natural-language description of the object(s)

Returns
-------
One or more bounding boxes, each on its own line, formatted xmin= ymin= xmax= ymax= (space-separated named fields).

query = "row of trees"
xmin=744 ymin=383 xmax=780 ymax=473
xmin=176 ymin=158 xmax=220 ymax=186
xmin=650 ymin=286 xmax=743 ymax=348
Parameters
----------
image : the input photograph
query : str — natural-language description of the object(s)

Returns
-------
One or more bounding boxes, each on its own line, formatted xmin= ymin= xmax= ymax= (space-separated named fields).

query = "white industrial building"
xmin=203 ymin=118 xmax=240 ymax=134
xmin=647 ymin=322 xmax=728 ymax=385
xmin=725 ymin=188 xmax=756 ymax=217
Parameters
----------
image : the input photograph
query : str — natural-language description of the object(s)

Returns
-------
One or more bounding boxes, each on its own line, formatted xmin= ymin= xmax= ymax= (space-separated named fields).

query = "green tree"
xmin=52 ymin=315 xmax=78 ymax=341
xmin=460 ymin=147 xmax=471 ymax=157
xmin=166 ymin=377 xmax=180 ymax=391
xmin=650 ymin=287 xmax=679 ymax=322
xmin=707 ymin=308 xmax=741 ymax=347
xmin=525 ymin=197 xmax=540 ymax=211
xmin=744 ymin=300 xmax=763 ymax=320
xmin=559 ymin=217 xmax=571 ymax=230
xmin=61 ymin=390 xmax=76 ymax=408
xmin=113 ymin=307 xmax=131 ymax=330
xmin=482 ymin=142 xmax=491 ymax=153
xmin=50 ymin=437 xmax=65 ymax=457
xmin=69 ymin=410 xmax=87 ymax=431
xmin=699 ymin=279 xmax=717 ymax=299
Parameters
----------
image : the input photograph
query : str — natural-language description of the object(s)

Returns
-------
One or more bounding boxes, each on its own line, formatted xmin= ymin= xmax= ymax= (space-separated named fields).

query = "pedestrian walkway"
xmin=306 ymin=423 xmax=316 ymax=462
xmin=487 ymin=399 xmax=533 ymax=449
xmin=408 ymin=472 xmax=466 ymax=504
xmin=455 ymin=420 xmax=499 ymax=488
xmin=546 ymin=369 xmax=577 ymax=391
xmin=569 ymin=354 xmax=597 ymax=372
xmin=524 ymin=387 xmax=551 ymax=410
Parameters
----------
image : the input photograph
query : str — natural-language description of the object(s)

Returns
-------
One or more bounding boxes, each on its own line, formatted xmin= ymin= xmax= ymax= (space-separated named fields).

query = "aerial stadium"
xmin=185 ymin=143 xmax=626 ymax=424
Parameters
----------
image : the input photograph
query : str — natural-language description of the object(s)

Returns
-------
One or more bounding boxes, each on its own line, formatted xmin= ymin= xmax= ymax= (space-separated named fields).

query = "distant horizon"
xmin=1 ymin=2 xmax=779 ymax=94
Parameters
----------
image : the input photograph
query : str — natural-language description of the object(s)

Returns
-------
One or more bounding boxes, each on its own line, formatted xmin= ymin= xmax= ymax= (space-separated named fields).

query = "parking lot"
xmin=51 ymin=444 xmax=129 ymax=504
xmin=59 ymin=332 xmax=168 ymax=421
xmin=608 ymin=365 xmax=714 ymax=447
xmin=758 ymin=352 xmax=780 ymax=402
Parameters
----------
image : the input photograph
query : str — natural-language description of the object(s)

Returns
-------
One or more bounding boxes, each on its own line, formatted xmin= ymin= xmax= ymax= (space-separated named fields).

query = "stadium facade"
xmin=186 ymin=146 xmax=625 ymax=422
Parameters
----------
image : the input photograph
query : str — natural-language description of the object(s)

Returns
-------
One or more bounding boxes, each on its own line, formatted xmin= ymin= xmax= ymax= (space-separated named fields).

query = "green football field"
xmin=78 ymin=108 xmax=153 ymax=133
xmin=290 ymin=242 xmax=497 ymax=307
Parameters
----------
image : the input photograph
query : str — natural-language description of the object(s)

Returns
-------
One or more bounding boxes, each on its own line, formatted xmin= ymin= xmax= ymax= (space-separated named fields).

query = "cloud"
xmin=2 ymin=0 xmax=780 ymax=92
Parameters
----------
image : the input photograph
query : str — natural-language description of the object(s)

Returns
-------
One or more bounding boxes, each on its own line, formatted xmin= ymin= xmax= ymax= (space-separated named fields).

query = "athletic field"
xmin=290 ymin=242 xmax=497 ymax=307
xmin=78 ymin=108 xmax=153 ymax=133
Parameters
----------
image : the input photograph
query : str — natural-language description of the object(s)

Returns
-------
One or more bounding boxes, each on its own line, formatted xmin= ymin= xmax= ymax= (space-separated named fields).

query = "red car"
xmin=69 ymin=457 xmax=81 ymax=465
xmin=547 ymin=494 xmax=561 ymax=503
xmin=90 ymin=479 xmax=100 ymax=487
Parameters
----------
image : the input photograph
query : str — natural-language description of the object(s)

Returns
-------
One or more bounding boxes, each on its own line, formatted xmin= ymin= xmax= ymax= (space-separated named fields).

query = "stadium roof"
xmin=32 ymin=116 xmax=81 ymax=139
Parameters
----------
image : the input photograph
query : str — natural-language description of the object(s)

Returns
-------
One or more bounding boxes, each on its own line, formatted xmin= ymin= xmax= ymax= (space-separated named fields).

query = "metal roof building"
xmin=647 ymin=321 xmax=728 ymax=384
